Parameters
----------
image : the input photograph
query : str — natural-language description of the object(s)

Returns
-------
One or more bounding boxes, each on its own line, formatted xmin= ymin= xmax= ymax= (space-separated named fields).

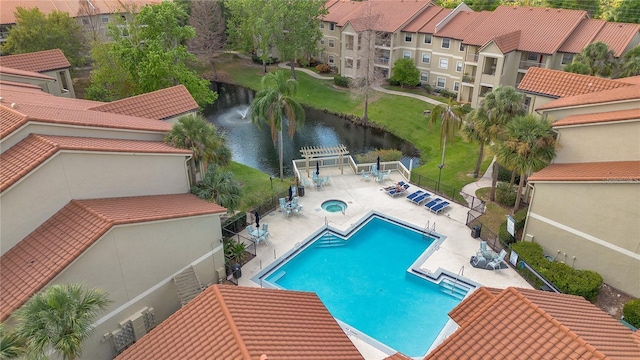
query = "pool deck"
xmin=237 ymin=167 xmax=532 ymax=359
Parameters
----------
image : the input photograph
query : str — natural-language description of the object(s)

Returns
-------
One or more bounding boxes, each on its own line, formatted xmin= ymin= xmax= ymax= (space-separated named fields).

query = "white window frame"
xmin=436 ymin=77 xmax=446 ymax=88
xmin=101 ymin=15 xmax=109 ymax=23
xmin=439 ymin=58 xmax=448 ymax=69
xmin=561 ymin=53 xmax=574 ymax=65
xmin=424 ymin=34 xmax=432 ymax=44
xmin=403 ymin=51 xmax=411 ymax=59
xmin=456 ymin=61 xmax=462 ymax=72
xmin=320 ymin=38 xmax=325 ymax=45
xmin=422 ymin=53 xmax=431 ymax=64
xmin=405 ymin=33 xmax=412 ymax=42
xmin=420 ymin=72 xmax=429 ymax=82
xmin=328 ymin=55 xmax=335 ymax=64
xmin=328 ymin=39 xmax=335 ymax=48
xmin=441 ymin=38 xmax=450 ymax=49
xmin=320 ymin=23 xmax=325 ymax=29
xmin=453 ymin=81 xmax=460 ymax=92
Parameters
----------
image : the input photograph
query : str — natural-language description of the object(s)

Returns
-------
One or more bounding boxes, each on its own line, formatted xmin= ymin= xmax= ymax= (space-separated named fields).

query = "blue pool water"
xmin=263 ymin=216 xmax=463 ymax=357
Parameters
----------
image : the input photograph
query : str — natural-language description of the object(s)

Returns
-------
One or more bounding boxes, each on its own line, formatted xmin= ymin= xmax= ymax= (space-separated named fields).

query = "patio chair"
xmin=360 ymin=170 xmax=371 ymax=181
xmin=279 ymin=197 xmax=291 ymax=217
xmin=246 ymin=225 xmax=258 ymax=241
xmin=291 ymin=197 xmax=303 ymax=215
xmin=486 ymin=249 xmax=507 ymax=271
xmin=409 ymin=192 xmax=431 ymax=205
xmin=405 ymin=190 xmax=424 ymax=201
xmin=378 ymin=169 xmax=391 ymax=183
xmin=256 ymin=223 xmax=270 ymax=245
xmin=429 ymin=201 xmax=450 ymax=214
xmin=321 ymin=175 xmax=330 ymax=186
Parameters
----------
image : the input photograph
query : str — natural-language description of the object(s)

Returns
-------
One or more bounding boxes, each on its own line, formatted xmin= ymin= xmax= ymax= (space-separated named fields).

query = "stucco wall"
xmin=540 ymin=100 xmax=640 ymax=121
xmin=554 ymin=121 xmax=640 ymax=163
xmin=50 ymin=215 xmax=224 ymax=359
xmin=1 ymin=153 xmax=189 ymax=254
xmin=524 ymin=182 xmax=640 ymax=297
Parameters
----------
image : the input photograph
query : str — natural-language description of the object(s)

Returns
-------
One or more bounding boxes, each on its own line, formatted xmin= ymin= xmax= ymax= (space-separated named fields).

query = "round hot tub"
xmin=321 ymin=200 xmax=347 ymax=213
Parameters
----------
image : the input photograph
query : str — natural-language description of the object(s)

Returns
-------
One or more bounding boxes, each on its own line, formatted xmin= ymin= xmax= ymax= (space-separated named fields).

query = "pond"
xmin=204 ymin=82 xmax=419 ymax=177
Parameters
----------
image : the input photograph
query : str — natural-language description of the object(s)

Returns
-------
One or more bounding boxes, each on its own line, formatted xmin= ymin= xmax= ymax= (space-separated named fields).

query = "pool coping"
xmin=251 ymin=210 xmax=481 ymax=358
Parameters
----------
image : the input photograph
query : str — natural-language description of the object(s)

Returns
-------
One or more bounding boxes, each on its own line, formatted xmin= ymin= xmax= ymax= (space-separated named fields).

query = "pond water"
xmin=204 ymin=82 xmax=419 ymax=177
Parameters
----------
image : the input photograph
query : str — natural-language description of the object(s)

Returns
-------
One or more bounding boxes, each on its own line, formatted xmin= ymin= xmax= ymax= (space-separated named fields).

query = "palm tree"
xmin=165 ymin=114 xmax=230 ymax=185
xmin=480 ymin=86 xmax=526 ymax=201
xmin=14 ymin=284 xmax=110 ymax=360
xmin=250 ymin=70 xmax=305 ymax=180
xmin=495 ymin=115 xmax=557 ymax=213
xmin=461 ymin=108 xmax=490 ymax=178
xmin=428 ymin=98 xmax=467 ymax=192
xmin=191 ymin=164 xmax=241 ymax=212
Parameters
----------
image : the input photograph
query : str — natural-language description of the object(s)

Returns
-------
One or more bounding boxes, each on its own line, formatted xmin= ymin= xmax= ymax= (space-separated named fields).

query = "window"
xmin=81 ymin=18 xmax=90 ymax=25
xmin=456 ymin=61 xmax=462 ymax=72
xmin=58 ymin=71 xmax=69 ymax=93
xmin=424 ymin=34 xmax=432 ymax=44
xmin=420 ymin=72 xmax=429 ymax=82
xmin=357 ymin=59 xmax=361 ymax=69
xmin=345 ymin=58 xmax=353 ymax=69
xmin=328 ymin=56 xmax=335 ymax=64
xmin=459 ymin=42 xmax=465 ymax=52
xmin=101 ymin=16 xmax=109 ymax=23
xmin=524 ymin=96 xmax=531 ymax=110
xmin=441 ymin=38 xmax=450 ymax=49
xmin=329 ymin=23 xmax=335 ymax=31
xmin=561 ymin=53 xmax=574 ymax=65
xmin=320 ymin=38 xmax=325 ymax=45
xmin=439 ymin=58 xmax=448 ymax=69
xmin=403 ymin=51 xmax=411 ymax=59
xmin=345 ymin=35 xmax=354 ymax=50
xmin=436 ymin=77 xmax=446 ymax=88
xmin=453 ymin=81 xmax=460 ymax=92
xmin=320 ymin=23 xmax=325 ymax=29
xmin=329 ymin=39 xmax=335 ymax=48
xmin=405 ymin=33 xmax=412 ymax=42
xmin=422 ymin=53 xmax=431 ymax=64
xmin=527 ymin=53 xmax=538 ymax=61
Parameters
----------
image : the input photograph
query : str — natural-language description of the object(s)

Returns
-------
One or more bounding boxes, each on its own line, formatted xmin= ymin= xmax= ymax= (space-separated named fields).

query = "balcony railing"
xmin=462 ymin=75 xmax=475 ymax=83
xmin=375 ymin=40 xmax=391 ymax=47
xmin=519 ymin=60 xmax=543 ymax=70
xmin=375 ymin=57 xmax=390 ymax=65
xmin=465 ymin=53 xmax=479 ymax=62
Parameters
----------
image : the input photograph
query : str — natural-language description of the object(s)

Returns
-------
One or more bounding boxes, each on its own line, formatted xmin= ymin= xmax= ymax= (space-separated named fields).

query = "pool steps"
xmin=271 ymin=271 xmax=287 ymax=282
xmin=315 ymin=234 xmax=346 ymax=248
xmin=438 ymin=278 xmax=469 ymax=300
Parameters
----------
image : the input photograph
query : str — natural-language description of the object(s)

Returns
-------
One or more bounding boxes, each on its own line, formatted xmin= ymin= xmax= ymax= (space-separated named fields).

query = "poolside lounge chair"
xmin=429 ymin=201 xmax=450 ymax=214
xmin=486 ymin=249 xmax=507 ymax=271
xmin=409 ymin=192 xmax=431 ymax=205
xmin=405 ymin=190 xmax=424 ymax=201
xmin=360 ymin=170 xmax=371 ymax=181
xmin=386 ymin=183 xmax=409 ymax=197
xmin=423 ymin=198 xmax=443 ymax=210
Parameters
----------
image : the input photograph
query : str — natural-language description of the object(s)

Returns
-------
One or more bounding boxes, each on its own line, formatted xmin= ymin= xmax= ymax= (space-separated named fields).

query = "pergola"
xmin=299 ymin=145 xmax=349 ymax=176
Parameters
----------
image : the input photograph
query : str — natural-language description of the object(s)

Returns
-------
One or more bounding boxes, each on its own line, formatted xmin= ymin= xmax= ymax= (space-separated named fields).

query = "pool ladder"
xmin=423 ymin=221 xmax=436 ymax=239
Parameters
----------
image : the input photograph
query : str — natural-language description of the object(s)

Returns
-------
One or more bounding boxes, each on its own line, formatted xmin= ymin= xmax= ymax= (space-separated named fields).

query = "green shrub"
xmin=422 ymin=83 xmax=432 ymax=93
xmin=354 ymin=148 xmax=403 ymax=163
xmin=316 ymin=64 xmax=331 ymax=74
xmin=496 ymin=182 xmax=517 ymax=207
xmin=499 ymin=221 xmax=515 ymax=246
xmin=510 ymin=241 xmax=603 ymax=301
xmin=514 ymin=208 xmax=528 ymax=231
xmin=623 ymin=299 xmax=640 ymax=328
xmin=388 ymin=78 xmax=401 ymax=86
xmin=333 ymin=74 xmax=350 ymax=87
xmin=251 ymin=55 xmax=278 ymax=65
xmin=497 ymin=164 xmax=521 ymax=184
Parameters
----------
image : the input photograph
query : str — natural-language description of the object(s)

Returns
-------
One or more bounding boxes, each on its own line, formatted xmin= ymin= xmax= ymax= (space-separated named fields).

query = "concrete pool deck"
xmin=236 ymin=167 xmax=532 ymax=359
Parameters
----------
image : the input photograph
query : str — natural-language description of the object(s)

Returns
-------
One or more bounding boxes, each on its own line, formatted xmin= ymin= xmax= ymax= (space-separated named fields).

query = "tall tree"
xmin=617 ymin=46 xmax=640 ymax=78
xmin=192 ymin=164 xmax=241 ymax=212
xmin=166 ymin=114 xmax=230 ymax=185
xmin=226 ymin=0 xmax=277 ymax=73
xmin=546 ymin=0 xmax=601 ymax=17
xmin=2 ymin=7 xmax=87 ymax=67
xmin=428 ymin=99 xmax=467 ymax=192
xmin=14 ymin=284 xmax=110 ymax=360
xmin=187 ymin=0 xmax=226 ymax=79
xmin=611 ymin=0 xmax=640 ymax=23
xmin=390 ymin=58 xmax=420 ymax=88
xmin=565 ymin=41 xmax=617 ymax=78
xmin=250 ymin=70 xmax=306 ymax=180
xmin=495 ymin=115 xmax=557 ymax=212
xmin=461 ymin=108 xmax=489 ymax=178
xmin=87 ymin=2 xmax=216 ymax=106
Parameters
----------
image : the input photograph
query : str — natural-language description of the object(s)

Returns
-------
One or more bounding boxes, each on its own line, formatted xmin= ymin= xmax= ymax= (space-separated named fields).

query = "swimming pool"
xmin=258 ymin=214 xmax=471 ymax=357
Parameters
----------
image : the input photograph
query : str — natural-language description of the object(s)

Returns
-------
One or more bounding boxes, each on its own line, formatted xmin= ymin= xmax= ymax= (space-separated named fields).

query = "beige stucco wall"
xmin=0 ymin=74 xmax=56 ymax=94
xmin=524 ymin=182 xmax=640 ymax=297
xmin=539 ymin=100 xmax=640 ymax=121
xmin=525 ymin=94 xmax=555 ymax=115
xmin=0 ymin=124 xmax=165 ymax=153
xmin=0 ymin=153 xmax=190 ymax=254
xmin=554 ymin=120 xmax=640 ymax=163
xmin=50 ymin=215 xmax=225 ymax=359
xmin=41 ymin=69 xmax=76 ymax=98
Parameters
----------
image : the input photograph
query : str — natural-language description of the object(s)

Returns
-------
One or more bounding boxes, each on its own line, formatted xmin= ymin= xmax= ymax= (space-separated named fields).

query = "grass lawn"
xmin=216 ymin=55 xmax=490 ymax=193
xmin=475 ymin=187 xmax=509 ymax=233
xmin=381 ymin=84 xmax=452 ymax=103
xmin=228 ymin=162 xmax=292 ymax=211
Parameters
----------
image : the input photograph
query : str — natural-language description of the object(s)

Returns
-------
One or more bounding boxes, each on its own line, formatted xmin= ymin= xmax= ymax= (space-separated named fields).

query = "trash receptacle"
xmin=298 ymin=186 xmax=305 ymax=197
xmin=231 ymin=263 xmax=242 ymax=279
xmin=471 ymin=225 xmax=481 ymax=238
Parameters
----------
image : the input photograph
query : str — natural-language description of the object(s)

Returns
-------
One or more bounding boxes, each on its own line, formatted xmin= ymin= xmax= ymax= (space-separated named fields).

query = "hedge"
xmin=333 ymin=74 xmax=349 ymax=87
xmin=623 ymin=299 xmax=640 ymax=328
xmin=496 ymin=182 xmax=517 ymax=207
xmin=511 ymin=241 xmax=603 ymax=301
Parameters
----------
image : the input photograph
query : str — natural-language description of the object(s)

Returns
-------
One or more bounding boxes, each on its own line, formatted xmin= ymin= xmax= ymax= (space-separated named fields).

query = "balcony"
xmin=375 ymin=40 xmax=391 ymax=47
xmin=519 ymin=60 xmax=543 ymax=70
xmin=375 ymin=57 xmax=390 ymax=65
xmin=465 ymin=53 xmax=478 ymax=62
xmin=462 ymin=75 xmax=475 ymax=83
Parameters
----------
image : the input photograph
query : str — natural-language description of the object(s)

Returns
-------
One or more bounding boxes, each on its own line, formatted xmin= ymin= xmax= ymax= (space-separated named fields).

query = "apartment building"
xmin=319 ymin=1 xmax=640 ymax=108
xmin=520 ymin=71 xmax=640 ymax=298
xmin=0 ymin=63 xmax=226 ymax=358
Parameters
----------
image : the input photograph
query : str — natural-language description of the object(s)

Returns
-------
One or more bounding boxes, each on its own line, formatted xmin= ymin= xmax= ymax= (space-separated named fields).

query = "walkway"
xmin=461 ymin=157 xmax=496 ymax=206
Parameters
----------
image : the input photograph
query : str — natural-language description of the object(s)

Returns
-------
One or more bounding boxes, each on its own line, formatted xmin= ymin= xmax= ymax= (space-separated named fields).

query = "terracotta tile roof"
xmin=0 ymin=80 xmax=45 ymax=90
xmin=334 ymin=0 xmax=432 ymax=33
xmin=0 ymin=134 xmax=192 ymax=192
xmin=490 ymin=30 xmax=521 ymax=54
xmin=447 ymin=287 xmax=502 ymax=328
xmin=433 ymin=10 xmax=491 ymax=40
xmin=517 ymin=67 xmax=631 ymax=99
xmin=557 ymin=19 xmax=606 ymax=54
xmin=0 ymin=194 xmax=226 ymax=322
xmin=536 ymin=84 xmax=640 ymax=110
xmin=617 ymin=75 xmax=640 ymax=85
xmin=406 ymin=6 xmax=452 ymax=34
xmin=463 ymin=6 xmax=587 ymax=54
xmin=593 ymin=22 xmax=640 ymax=58
xmin=384 ymin=353 xmax=413 ymax=360
xmin=552 ymin=108 xmax=640 ymax=127
xmin=116 ymin=285 xmax=364 ymax=360
xmin=88 ymin=85 xmax=199 ymax=120
xmin=528 ymin=161 xmax=640 ymax=182
xmin=0 ymin=82 xmax=102 ymax=110
xmin=322 ymin=0 xmax=362 ymax=25
xmin=1 ymin=0 xmax=161 ymax=25
xmin=403 ymin=6 xmax=448 ymax=33
xmin=0 ymin=49 xmax=70 ymax=72
xmin=425 ymin=287 xmax=640 ymax=360
xmin=0 ymin=66 xmax=56 ymax=80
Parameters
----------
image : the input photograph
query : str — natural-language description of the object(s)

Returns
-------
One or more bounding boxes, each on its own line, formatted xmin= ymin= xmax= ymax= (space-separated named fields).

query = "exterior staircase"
xmin=172 ymin=266 xmax=205 ymax=306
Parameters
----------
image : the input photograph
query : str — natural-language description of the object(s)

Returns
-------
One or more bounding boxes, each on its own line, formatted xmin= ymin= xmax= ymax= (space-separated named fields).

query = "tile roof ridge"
xmin=70 ymin=199 xmax=114 ymax=225
xmin=211 ymin=285 xmax=252 ymax=360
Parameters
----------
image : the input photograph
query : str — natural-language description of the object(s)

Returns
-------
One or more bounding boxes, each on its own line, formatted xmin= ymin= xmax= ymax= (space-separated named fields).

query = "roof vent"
xmin=0 ymin=96 xmax=3 ymax=102
xmin=11 ymin=103 xmax=17 ymax=109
